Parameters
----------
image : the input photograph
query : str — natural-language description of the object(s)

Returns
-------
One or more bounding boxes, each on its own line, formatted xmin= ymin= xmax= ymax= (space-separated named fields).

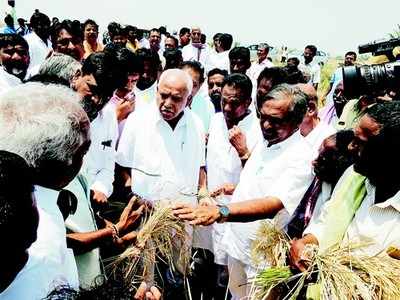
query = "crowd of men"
xmin=0 ymin=9 xmax=400 ymax=300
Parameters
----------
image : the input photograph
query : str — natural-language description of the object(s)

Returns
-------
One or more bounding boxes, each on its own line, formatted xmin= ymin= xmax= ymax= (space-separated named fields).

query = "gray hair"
xmin=39 ymin=53 xmax=82 ymax=83
xmin=0 ymin=82 xmax=88 ymax=168
xmin=158 ymin=68 xmax=193 ymax=96
xmin=265 ymin=83 xmax=308 ymax=125
xmin=258 ymin=43 xmax=270 ymax=50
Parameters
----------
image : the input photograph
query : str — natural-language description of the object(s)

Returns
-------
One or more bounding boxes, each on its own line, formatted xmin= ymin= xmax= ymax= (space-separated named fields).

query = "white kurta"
xmin=299 ymin=58 xmax=321 ymax=85
xmin=223 ymin=131 xmax=313 ymax=267
xmin=304 ymin=121 xmax=336 ymax=159
xmin=247 ymin=58 xmax=274 ymax=83
xmin=207 ymin=111 xmax=262 ymax=264
xmin=29 ymin=186 xmax=79 ymax=289
xmin=24 ymin=32 xmax=52 ymax=78
xmin=190 ymin=90 xmax=215 ymax=133
xmin=134 ymin=82 xmax=157 ymax=111
xmin=0 ymin=68 xmax=21 ymax=94
xmin=64 ymin=175 xmax=102 ymax=287
xmin=116 ymin=104 xmax=205 ymax=204
xmin=205 ymin=50 xmax=230 ymax=73
xmin=181 ymin=44 xmax=210 ymax=67
xmin=82 ymin=107 xmax=118 ymax=198
xmin=0 ymin=254 xmax=69 ymax=300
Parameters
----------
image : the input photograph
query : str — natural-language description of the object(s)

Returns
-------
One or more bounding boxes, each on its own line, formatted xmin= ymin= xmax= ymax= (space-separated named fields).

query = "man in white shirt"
xmin=0 ymin=83 xmax=91 ymax=291
xmin=205 ymin=33 xmax=232 ymax=73
xmin=134 ymin=48 xmax=161 ymax=110
xmin=181 ymin=27 xmax=210 ymax=67
xmin=207 ymin=68 xmax=228 ymax=112
xmin=298 ymin=83 xmax=336 ymax=157
xmin=117 ymin=68 xmax=206 ymax=205
xmin=0 ymin=151 xmax=68 ymax=300
xmin=229 ymin=46 xmax=251 ymax=75
xmin=24 ymin=12 xmax=52 ymax=78
xmin=247 ymin=43 xmax=274 ymax=83
xmin=299 ymin=45 xmax=321 ymax=90
xmin=290 ymin=101 xmax=400 ymax=271
xmin=181 ymin=61 xmax=215 ymax=133
xmin=0 ymin=33 xmax=29 ymax=92
xmin=174 ymin=84 xmax=313 ymax=299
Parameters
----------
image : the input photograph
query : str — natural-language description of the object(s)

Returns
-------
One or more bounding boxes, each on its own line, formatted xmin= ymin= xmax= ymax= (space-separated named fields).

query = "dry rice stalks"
xmin=111 ymin=200 xmax=191 ymax=288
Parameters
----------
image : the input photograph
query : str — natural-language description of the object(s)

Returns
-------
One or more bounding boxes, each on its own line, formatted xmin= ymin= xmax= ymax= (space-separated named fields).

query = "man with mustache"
xmin=207 ymin=68 xmax=228 ymax=112
xmin=117 ymin=68 xmax=206 ymax=208
xmin=51 ymin=20 xmax=85 ymax=62
xmin=0 ymin=33 xmax=30 ymax=91
xmin=174 ymin=84 xmax=313 ymax=299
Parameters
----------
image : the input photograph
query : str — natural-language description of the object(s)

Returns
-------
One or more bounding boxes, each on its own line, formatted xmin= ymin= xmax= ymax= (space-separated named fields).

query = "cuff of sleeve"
xmin=91 ymin=181 xmax=112 ymax=198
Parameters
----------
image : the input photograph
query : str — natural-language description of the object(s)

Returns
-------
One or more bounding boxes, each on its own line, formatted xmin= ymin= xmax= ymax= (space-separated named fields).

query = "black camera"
xmin=358 ymin=38 xmax=400 ymax=59
xmin=342 ymin=61 xmax=400 ymax=98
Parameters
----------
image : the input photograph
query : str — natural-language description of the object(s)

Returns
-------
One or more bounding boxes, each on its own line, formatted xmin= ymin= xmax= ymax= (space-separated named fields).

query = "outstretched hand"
xmin=172 ymin=203 xmax=220 ymax=226
xmin=134 ymin=282 xmax=162 ymax=300
xmin=116 ymin=196 xmax=145 ymax=235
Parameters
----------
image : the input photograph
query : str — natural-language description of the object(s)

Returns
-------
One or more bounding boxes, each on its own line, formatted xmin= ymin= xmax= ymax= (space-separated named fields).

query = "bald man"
xmin=116 ymin=68 xmax=206 ymax=205
xmin=298 ymin=83 xmax=336 ymax=157
xmin=181 ymin=27 xmax=210 ymax=67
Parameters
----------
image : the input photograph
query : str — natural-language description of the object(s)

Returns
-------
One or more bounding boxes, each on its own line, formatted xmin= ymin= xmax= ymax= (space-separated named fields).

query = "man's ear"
xmin=70 ymin=69 xmax=82 ymax=88
xmin=307 ymin=101 xmax=318 ymax=115
xmin=186 ymin=94 xmax=193 ymax=108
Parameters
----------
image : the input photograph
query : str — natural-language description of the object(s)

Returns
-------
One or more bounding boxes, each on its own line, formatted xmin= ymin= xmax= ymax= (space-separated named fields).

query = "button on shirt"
xmin=305 ymin=166 xmax=400 ymax=256
xmin=190 ymin=90 xmax=215 ymax=133
xmin=222 ymin=131 xmax=313 ymax=266
xmin=207 ymin=111 xmax=262 ymax=264
xmin=82 ymin=107 xmax=118 ymax=197
xmin=24 ymin=32 xmax=52 ymax=78
xmin=116 ymin=104 xmax=205 ymax=204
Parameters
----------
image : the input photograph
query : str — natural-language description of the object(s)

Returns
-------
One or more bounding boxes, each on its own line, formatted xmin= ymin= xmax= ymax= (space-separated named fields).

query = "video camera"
xmin=342 ymin=38 xmax=400 ymax=98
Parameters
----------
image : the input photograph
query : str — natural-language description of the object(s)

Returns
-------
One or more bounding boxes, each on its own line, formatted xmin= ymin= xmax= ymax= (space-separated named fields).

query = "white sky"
xmin=12 ymin=0 xmax=400 ymax=56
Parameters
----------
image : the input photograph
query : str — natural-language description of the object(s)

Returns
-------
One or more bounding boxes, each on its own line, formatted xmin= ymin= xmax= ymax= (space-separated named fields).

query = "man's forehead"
xmin=356 ymin=114 xmax=381 ymax=138
xmin=1 ymin=44 xmax=27 ymax=51
xmin=159 ymin=78 xmax=187 ymax=93
xmin=192 ymin=28 xmax=201 ymax=33
xmin=209 ymin=74 xmax=224 ymax=82
xmin=261 ymin=98 xmax=291 ymax=116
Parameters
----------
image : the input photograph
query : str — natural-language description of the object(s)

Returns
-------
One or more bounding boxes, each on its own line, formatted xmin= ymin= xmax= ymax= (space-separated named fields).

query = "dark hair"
xmin=30 ymin=12 xmax=50 ymax=29
xmin=181 ymin=60 xmax=205 ymax=83
xmin=208 ymin=68 xmax=228 ymax=79
xmin=179 ymin=27 xmax=190 ymax=36
xmin=125 ymin=25 xmax=137 ymax=34
xmin=345 ymin=51 xmax=357 ymax=59
xmin=104 ymin=45 xmax=143 ymax=88
xmin=366 ymin=101 xmax=400 ymax=134
xmin=305 ymin=45 xmax=317 ymax=56
xmin=257 ymin=67 xmax=289 ymax=86
xmin=166 ymin=35 xmax=178 ymax=48
xmin=287 ymin=57 xmax=300 ymax=66
xmin=136 ymin=48 xmax=161 ymax=71
xmin=229 ymin=46 xmax=250 ymax=63
xmin=82 ymin=52 xmax=122 ymax=104
xmin=163 ymin=49 xmax=183 ymax=70
xmin=222 ymin=73 xmax=252 ymax=100
xmin=108 ymin=23 xmax=126 ymax=40
xmin=51 ymin=20 xmax=83 ymax=47
xmin=219 ymin=33 xmax=233 ymax=51
xmin=83 ymin=19 xmax=98 ymax=31
xmin=213 ymin=32 xmax=223 ymax=41
xmin=0 ymin=33 xmax=29 ymax=50
xmin=4 ymin=14 xmax=13 ymax=26
xmin=201 ymin=33 xmax=206 ymax=44
xmin=150 ymin=28 xmax=160 ymax=34
xmin=159 ymin=26 xmax=167 ymax=34
xmin=0 ymin=151 xmax=35 ymax=252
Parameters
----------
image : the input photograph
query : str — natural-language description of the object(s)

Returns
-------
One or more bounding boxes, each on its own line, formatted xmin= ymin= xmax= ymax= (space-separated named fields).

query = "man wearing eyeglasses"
xmin=51 ymin=20 xmax=84 ymax=62
xmin=174 ymin=84 xmax=313 ymax=299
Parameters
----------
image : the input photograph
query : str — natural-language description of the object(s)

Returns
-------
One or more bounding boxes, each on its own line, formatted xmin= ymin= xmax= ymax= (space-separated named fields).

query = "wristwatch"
xmin=217 ymin=205 xmax=230 ymax=223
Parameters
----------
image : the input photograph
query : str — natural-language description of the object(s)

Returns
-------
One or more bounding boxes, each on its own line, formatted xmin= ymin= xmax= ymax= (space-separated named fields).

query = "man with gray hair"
xmin=0 ymin=82 xmax=90 ymax=288
xmin=174 ymin=84 xmax=314 ymax=299
xmin=248 ymin=42 xmax=274 ymax=83
xmin=117 ymin=68 xmax=206 ymax=205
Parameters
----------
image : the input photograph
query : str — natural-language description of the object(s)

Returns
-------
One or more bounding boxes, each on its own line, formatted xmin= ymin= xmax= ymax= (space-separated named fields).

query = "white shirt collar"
xmin=365 ymin=180 xmax=400 ymax=212
xmin=265 ymin=129 xmax=302 ymax=150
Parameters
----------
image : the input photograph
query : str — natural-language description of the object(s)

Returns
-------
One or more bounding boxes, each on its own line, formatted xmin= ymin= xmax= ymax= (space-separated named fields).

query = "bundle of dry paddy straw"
xmin=250 ymin=222 xmax=400 ymax=300
xmin=112 ymin=200 xmax=190 ymax=287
